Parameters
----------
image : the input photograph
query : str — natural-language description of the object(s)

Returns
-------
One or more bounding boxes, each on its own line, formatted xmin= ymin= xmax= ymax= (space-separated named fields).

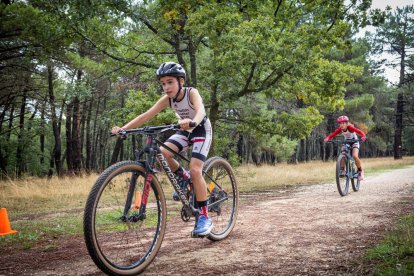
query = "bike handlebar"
xmin=110 ymin=122 xmax=197 ymax=137
xmin=325 ymin=138 xmax=365 ymax=144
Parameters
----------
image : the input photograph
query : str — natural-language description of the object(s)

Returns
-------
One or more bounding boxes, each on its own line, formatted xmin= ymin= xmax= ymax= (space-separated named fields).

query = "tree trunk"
xmin=85 ymin=97 xmax=93 ymax=172
xmin=109 ymin=85 xmax=126 ymax=163
xmin=131 ymin=135 xmax=137 ymax=158
xmin=0 ymin=95 xmax=13 ymax=133
xmin=66 ymin=100 xmax=73 ymax=173
xmin=16 ymin=92 xmax=27 ymax=176
xmin=71 ymin=70 xmax=83 ymax=174
xmin=243 ymin=135 xmax=253 ymax=164
xmin=47 ymin=64 xmax=63 ymax=176
xmin=91 ymin=79 xmax=110 ymax=171
xmin=98 ymin=97 xmax=108 ymax=170
xmin=394 ymin=91 xmax=404 ymax=159
xmin=98 ymin=127 xmax=106 ymax=171
xmin=0 ymin=95 xmax=14 ymax=174
xmin=80 ymin=99 xmax=88 ymax=170
xmin=188 ymin=37 xmax=197 ymax=87
xmin=6 ymin=101 xmax=15 ymax=143
xmin=48 ymin=153 xmax=54 ymax=178
xmin=71 ymin=96 xmax=82 ymax=174
xmin=91 ymin=96 xmax=102 ymax=171
xmin=110 ymin=138 xmax=123 ymax=164
xmin=40 ymin=98 xmax=46 ymax=167
xmin=2 ymin=99 xmax=16 ymax=174
xmin=393 ymin=38 xmax=407 ymax=160
xmin=300 ymin=139 xmax=306 ymax=162
xmin=208 ymin=83 xmax=219 ymax=156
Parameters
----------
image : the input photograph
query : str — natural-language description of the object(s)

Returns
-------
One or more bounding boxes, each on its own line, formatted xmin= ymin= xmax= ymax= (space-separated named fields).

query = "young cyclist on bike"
xmin=111 ymin=62 xmax=213 ymax=237
xmin=324 ymin=115 xmax=367 ymax=180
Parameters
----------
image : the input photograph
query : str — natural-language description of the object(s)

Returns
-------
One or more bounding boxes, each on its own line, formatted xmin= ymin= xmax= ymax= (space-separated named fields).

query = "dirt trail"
xmin=1 ymin=166 xmax=414 ymax=275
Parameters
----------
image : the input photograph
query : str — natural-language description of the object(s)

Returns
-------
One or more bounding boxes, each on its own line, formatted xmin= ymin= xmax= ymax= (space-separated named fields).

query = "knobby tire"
xmin=203 ymin=156 xmax=239 ymax=241
xmin=336 ymin=154 xmax=350 ymax=196
xmin=83 ymin=161 xmax=167 ymax=275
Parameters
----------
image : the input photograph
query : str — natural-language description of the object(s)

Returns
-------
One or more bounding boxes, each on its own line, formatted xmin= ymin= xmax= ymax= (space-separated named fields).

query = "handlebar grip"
xmin=174 ymin=121 xmax=197 ymax=129
xmin=110 ymin=129 xmax=127 ymax=137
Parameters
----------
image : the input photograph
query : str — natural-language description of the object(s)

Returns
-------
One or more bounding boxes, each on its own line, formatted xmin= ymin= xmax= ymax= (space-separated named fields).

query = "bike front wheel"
xmin=203 ymin=157 xmax=239 ymax=241
xmin=84 ymin=161 xmax=167 ymax=275
xmin=336 ymin=154 xmax=350 ymax=196
xmin=350 ymin=159 xmax=360 ymax=192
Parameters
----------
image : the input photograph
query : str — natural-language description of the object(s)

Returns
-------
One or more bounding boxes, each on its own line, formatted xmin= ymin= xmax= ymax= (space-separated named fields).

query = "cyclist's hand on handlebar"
xmin=111 ymin=126 xmax=126 ymax=136
xmin=361 ymin=136 xmax=367 ymax=142
xmin=178 ymin=119 xmax=196 ymax=130
xmin=323 ymin=137 xmax=329 ymax=143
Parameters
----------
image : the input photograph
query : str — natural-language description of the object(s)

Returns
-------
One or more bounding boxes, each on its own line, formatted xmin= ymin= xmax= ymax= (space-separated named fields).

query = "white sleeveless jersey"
xmin=169 ymin=87 xmax=197 ymax=120
xmin=341 ymin=128 xmax=358 ymax=140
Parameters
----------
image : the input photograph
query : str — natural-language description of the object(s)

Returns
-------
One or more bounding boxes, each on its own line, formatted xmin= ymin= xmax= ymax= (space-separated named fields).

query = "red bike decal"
xmin=142 ymin=174 xmax=153 ymax=205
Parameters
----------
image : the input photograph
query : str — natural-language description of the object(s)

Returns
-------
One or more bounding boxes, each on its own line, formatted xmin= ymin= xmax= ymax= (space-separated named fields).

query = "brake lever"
xmin=110 ymin=129 xmax=128 ymax=139
xmin=171 ymin=121 xmax=196 ymax=131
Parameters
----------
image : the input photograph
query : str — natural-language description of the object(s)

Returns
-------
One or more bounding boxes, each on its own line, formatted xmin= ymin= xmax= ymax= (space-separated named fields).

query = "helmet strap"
xmin=173 ymin=77 xmax=183 ymax=102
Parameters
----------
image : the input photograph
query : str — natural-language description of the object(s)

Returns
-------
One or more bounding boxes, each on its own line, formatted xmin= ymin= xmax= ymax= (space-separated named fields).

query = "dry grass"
xmin=0 ymin=174 xmax=99 ymax=216
xmin=238 ymin=156 xmax=414 ymax=192
xmin=236 ymin=161 xmax=333 ymax=192
xmin=1 ymin=157 xmax=414 ymax=216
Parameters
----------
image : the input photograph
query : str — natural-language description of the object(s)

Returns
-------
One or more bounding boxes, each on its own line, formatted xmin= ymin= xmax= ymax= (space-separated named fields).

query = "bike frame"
xmin=341 ymin=143 xmax=357 ymax=179
xmin=120 ymin=125 xmax=227 ymax=222
xmin=336 ymin=138 xmax=363 ymax=179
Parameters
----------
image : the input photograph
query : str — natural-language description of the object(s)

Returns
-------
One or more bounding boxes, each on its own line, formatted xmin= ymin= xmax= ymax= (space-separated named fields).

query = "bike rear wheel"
xmin=84 ymin=161 xmax=167 ymax=275
xmin=336 ymin=154 xmax=350 ymax=196
xmin=203 ymin=157 xmax=238 ymax=241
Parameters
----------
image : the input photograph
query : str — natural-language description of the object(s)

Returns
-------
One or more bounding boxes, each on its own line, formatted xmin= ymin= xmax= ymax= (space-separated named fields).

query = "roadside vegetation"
xmin=356 ymin=214 xmax=414 ymax=275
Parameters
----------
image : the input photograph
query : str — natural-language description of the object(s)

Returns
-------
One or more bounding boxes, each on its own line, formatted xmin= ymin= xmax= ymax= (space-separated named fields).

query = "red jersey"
xmin=326 ymin=125 xmax=366 ymax=141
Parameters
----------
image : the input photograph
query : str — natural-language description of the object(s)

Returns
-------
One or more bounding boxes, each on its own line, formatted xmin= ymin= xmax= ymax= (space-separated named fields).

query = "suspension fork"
xmin=122 ymin=171 xmax=139 ymax=221
xmin=121 ymin=171 xmax=154 ymax=222
xmin=124 ymin=134 xmax=158 ymax=222
xmin=142 ymin=173 xmax=154 ymax=204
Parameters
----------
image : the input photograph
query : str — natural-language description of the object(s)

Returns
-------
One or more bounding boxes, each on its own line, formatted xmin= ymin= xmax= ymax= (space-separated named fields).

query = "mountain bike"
xmin=83 ymin=124 xmax=239 ymax=275
xmin=327 ymin=139 xmax=363 ymax=196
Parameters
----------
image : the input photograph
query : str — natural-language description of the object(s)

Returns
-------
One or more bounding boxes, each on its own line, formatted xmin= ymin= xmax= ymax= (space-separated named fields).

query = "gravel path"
xmin=1 ymin=166 xmax=413 ymax=275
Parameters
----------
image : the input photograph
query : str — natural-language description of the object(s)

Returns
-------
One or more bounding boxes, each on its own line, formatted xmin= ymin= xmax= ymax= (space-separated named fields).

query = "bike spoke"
xmin=203 ymin=157 xmax=238 ymax=241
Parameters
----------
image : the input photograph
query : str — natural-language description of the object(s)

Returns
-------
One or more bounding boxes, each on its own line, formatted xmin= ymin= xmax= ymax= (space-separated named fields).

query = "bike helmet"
xmin=336 ymin=115 xmax=349 ymax=123
xmin=156 ymin=62 xmax=186 ymax=80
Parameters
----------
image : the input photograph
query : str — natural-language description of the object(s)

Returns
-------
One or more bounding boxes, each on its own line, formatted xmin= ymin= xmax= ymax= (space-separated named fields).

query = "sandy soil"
xmin=1 ymin=166 xmax=414 ymax=276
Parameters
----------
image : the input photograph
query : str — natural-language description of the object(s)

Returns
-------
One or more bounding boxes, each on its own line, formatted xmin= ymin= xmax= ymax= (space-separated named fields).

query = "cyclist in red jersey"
xmin=324 ymin=115 xmax=367 ymax=180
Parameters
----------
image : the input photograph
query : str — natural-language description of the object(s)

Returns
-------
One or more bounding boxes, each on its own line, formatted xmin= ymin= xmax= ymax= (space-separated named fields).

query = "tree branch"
xmin=71 ymin=28 xmax=154 ymax=68
xmin=133 ymin=14 xmax=175 ymax=45
xmin=238 ymin=63 xmax=257 ymax=97
xmin=274 ymin=0 xmax=283 ymax=18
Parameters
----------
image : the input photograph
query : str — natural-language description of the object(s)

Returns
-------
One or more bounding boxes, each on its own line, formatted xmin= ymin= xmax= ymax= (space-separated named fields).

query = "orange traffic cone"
xmin=0 ymin=208 xmax=17 ymax=236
